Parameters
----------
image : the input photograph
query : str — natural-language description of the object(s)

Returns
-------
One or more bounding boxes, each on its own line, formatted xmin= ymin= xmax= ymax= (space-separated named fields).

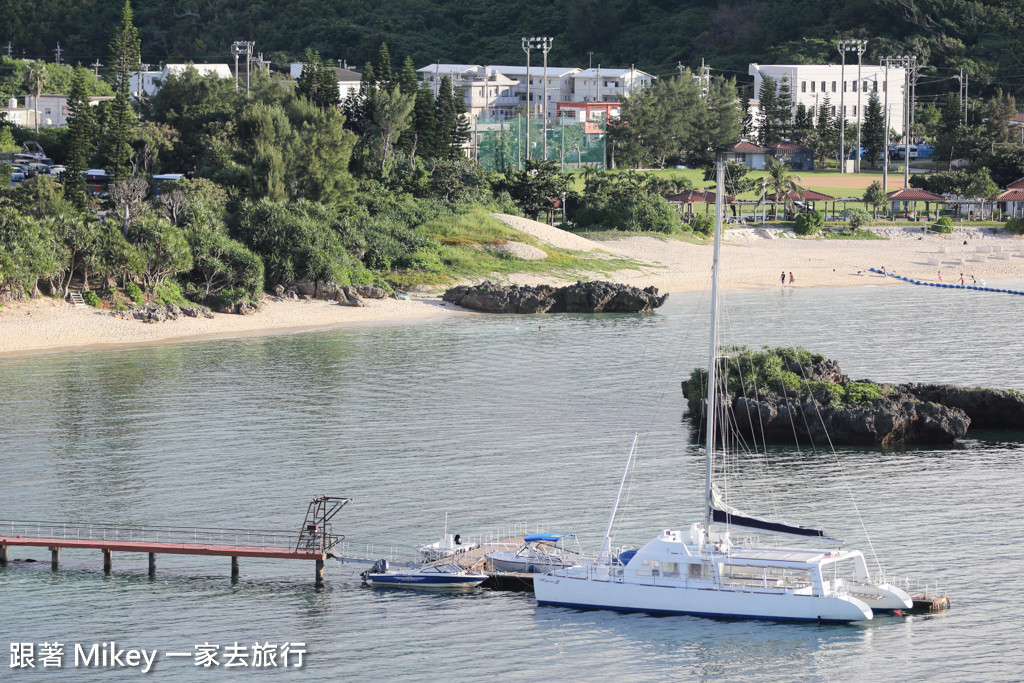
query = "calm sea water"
xmin=2 ymin=282 xmax=1024 ymax=681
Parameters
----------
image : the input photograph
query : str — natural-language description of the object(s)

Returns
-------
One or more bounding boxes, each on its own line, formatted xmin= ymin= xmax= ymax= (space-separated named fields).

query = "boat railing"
xmin=882 ymin=574 xmax=946 ymax=597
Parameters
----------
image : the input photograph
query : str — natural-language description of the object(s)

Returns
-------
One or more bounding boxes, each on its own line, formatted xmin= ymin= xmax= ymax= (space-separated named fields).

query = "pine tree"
xmin=315 ymin=61 xmax=340 ymax=110
xmin=64 ymin=65 xmax=95 ymax=206
xmin=776 ymin=77 xmax=794 ymax=139
xmin=816 ymin=95 xmax=836 ymax=166
xmin=411 ymin=87 xmax=437 ymax=159
xmin=106 ymin=0 xmax=140 ymax=178
xmin=398 ymin=55 xmax=419 ymax=96
xmin=374 ymin=43 xmax=392 ymax=86
xmin=295 ymin=48 xmax=322 ymax=102
xmin=435 ymin=76 xmax=457 ymax=157
xmin=862 ymin=92 xmax=885 ymax=167
xmin=757 ymin=75 xmax=778 ymax=146
xmin=360 ymin=62 xmax=375 ymax=93
xmin=449 ymin=85 xmax=471 ymax=159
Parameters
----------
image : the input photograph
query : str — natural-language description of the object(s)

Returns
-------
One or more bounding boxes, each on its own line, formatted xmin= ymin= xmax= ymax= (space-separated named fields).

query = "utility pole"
xmin=854 ymin=41 xmax=865 ymax=173
xmin=588 ymin=51 xmax=594 ymax=69
xmin=53 ymin=42 xmax=63 ymax=65
xmin=4 ymin=42 xmax=12 ymax=59
xmin=522 ymin=37 xmax=533 ymax=161
xmin=91 ymin=59 xmax=102 ymax=77
xmin=231 ymin=41 xmax=255 ymax=94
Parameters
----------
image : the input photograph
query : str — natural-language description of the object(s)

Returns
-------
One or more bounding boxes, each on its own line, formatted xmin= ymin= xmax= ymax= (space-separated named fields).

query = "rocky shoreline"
xmin=442 ymin=280 xmax=667 ymax=314
xmin=684 ymin=351 xmax=1024 ymax=446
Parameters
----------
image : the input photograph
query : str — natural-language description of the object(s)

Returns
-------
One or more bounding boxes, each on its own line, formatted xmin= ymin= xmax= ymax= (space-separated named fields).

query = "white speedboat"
xmin=486 ymin=533 xmax=581 ymax=573
xmin=361 ymin=560 xmax=488 ymax=589
xmin=533 ymin=162 xmax=913 ymax=623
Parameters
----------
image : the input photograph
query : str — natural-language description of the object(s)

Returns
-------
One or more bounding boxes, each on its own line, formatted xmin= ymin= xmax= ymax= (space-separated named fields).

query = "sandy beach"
xmin=3 ymin=214 xmax=1023 ymax=356
xmin=0 ymin=296 xmax=466 ymax=356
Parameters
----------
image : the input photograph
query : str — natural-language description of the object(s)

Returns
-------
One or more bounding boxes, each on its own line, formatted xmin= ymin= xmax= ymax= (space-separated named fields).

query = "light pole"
xmin=531 ymin=37 xmax=553 ymax=161
xmin=838 ymin=39 xmax=866 ymax=173
xmin=837 ymin=40 xmax=847 ymax=173
xmin=521 ymin=37 xmax=533 ymax=161
xmin=880 ymin=57 xmax=890 ymax=197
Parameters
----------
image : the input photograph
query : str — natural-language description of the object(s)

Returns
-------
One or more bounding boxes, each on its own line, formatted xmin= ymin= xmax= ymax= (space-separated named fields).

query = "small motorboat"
xmin=485 ymin=533 xmax=582 ymax=573
xmin=414 ymin=513 xmax=479 ymax=562
xmin=361 ymin=559 xmax=488 ymax=589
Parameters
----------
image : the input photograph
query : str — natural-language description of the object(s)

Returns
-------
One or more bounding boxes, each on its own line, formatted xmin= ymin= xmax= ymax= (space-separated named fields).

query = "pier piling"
xmin=148 ymin=553 xmax=156 ymax=577
xmin=50 ymin=547 xmax=60 ymax=571
xmin=0 ymin=544 xmax=7 ymax=566
xmin=231 ymin=555 xmax=239 ymax=580
xmin=102 ymin=549 xmax=112 ymax=575
xmin=315 ymin=558 xmax=324 ymax=586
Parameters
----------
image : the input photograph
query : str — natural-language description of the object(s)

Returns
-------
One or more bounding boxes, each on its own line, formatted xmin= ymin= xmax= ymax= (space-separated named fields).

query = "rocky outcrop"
xmin=278 ymin=281 xmax=387 ymax=302
xmin=442 ymin=281 xmax=667 ymax=314
xmin=689 ymin=390 xmax=971 ymax=446
xmin=684 ymin=361 xmax=1023 ymax=446
xmin=113 ymin=304 xmax=213 ymax=323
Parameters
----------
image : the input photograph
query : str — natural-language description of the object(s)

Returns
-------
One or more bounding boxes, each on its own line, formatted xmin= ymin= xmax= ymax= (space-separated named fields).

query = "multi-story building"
xmin=570 ymin=67 xmax=653 ymax=104
xmin=417 ymin=63 xmax=653 ymax=122
xmin=0 ymin=94 xmax=113 ymax=128
xmin=748 ymin=63 xmax=907 ymax=136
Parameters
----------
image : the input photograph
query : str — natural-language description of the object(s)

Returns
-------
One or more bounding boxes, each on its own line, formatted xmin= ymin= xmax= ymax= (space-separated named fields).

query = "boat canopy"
xmin=523 ymin=533 xmax=575 ymax=543
xmin=710 ymin=487 xmax=838 ymax=542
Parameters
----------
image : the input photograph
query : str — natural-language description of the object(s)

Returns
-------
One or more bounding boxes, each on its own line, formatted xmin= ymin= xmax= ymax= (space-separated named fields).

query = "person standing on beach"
xmin=789 ymin=272 xmax=795 ymax=285
xmin=960 ymin=273 xmax=965 ymax=286
xmin=938 ymin=270 xmax=942 ymax=281
xmin=781 ymin=271 xmax=786 ymax=286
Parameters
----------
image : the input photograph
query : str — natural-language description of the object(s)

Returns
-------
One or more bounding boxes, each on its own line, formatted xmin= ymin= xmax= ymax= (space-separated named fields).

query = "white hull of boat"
xmin=534 ymin=572 xmax=873 ymax=622
xmin=487 ymin=554 xmax=572 ymax=573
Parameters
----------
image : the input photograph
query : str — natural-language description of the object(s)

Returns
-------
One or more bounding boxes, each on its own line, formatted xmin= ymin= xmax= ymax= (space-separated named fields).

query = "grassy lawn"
xmin=386 ymin=210 xmax=642 ymax=289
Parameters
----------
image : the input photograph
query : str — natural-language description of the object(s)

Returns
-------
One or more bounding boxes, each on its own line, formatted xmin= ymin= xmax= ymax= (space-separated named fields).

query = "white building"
xmin=416 ymin=64 xmax=521 ymax=120
xmin=417 ymin=63 xmax=654 ymax=122
xmin=129 ymin=63 xmax=234 ymax=98
xmin=571 ymin=67 xmax=653 ymax=104
xmin=0 ymin=94 xmax=113 ymax=128
xmin=289 ymin=63 xmax=362 ymax=101
xmin=748 ymin=63 xmax=907 ymax=136
xmin=486 ymin=65 xmax=580 ymax=119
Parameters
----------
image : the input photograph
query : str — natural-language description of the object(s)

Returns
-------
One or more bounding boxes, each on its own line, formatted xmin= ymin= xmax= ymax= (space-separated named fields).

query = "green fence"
xmin=474 ymin=116 xmax=606 ymax=172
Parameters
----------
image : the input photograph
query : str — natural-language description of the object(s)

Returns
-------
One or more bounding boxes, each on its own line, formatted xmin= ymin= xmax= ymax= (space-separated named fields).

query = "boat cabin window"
xmin=687 ymin=563 xmax=710 ymax=580
xmin=637 ymin=561 xmax=660 ymax=577
xmin=661 ymin=562 xmax=680 ymax=577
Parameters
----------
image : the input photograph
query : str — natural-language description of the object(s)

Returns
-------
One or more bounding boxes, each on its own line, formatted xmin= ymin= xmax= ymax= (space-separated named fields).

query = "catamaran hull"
xmin=487 ymin=555 xmax=571 ymax=573
xmin=534 ymin=574 xmax=873 ymax=622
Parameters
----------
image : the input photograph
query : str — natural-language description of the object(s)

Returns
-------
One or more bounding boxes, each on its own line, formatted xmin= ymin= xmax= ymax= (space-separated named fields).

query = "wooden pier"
xmin=0 ymin=496 xmax=351 ymax=586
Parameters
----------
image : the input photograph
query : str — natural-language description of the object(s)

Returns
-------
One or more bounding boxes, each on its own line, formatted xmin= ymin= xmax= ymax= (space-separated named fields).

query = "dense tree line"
xmin=4 ymin=0 xmax=1024 ymax=104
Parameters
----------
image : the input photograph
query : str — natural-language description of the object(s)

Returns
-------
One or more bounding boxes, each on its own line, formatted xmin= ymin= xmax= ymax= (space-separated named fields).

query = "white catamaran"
xmin=534 ymin=162 xmax=913 ymax=622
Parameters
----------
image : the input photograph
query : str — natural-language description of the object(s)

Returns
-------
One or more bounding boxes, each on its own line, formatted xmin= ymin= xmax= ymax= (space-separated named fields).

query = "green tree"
xmin=374 ymin=43 xmax=393 ymax=86
xmin=757 ymin=75 xmax=779 ymax=146
xmin=106 ymin=0 xmax=140 ymax=178
xmin=126 ymin=214 xmax=193 ymax=288
xmin=410 ymin=87 xmax=438 ymax=160
xmin=500 ymin=159 xmax=570 ymax=220
xmin=863 ymin=180 xmax=886 ymax=218
xmin=983 ymin=89 xmax=1017 ymax=145
xmin=183 ymin=228 xmax=264 ymax=305
xmin=775 ymin=76 xmax=794 ymax=138
xmin=690 ymin=76 xmax=742 ymax=167
xmin=764 ymin=155 xmax=802 ymax=219
xmin=0 ymin=207 xmax=61 ymax=299
xmin=22 ymin=61 xmax=47 ymax=134
xmin=862 ymin=92 xmax=885 ymax=168
xmin=369 ymin=84 xmax=415 ymax=172
xmin=816 ymin=95 xmax=837 ymax=167
xmin=63 ymin=65 xmax=96 ymax=206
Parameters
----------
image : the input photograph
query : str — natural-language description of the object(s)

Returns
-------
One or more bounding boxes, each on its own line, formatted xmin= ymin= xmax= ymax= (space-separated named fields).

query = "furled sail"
xmin=710 ymin=486 xmax=840 ymax=543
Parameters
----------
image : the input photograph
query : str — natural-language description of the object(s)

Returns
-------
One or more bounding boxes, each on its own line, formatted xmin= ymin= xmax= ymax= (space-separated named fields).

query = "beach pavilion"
xmin=764 ymin=188 xmax=837 ymax=218
xmin=887 ymin=188 xmax=946 ymax=221
xmin=665 ymin=189 xmax=736 ymax=218
xmin=992 ymin=177 xmax=1024 ymax=218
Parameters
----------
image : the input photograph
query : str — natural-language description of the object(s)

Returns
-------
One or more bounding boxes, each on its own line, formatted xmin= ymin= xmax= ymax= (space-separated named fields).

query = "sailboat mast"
xmin=600 ymin=433 xmax=639 ymax=564
xmin=703 ymin=161 xmax=725 ymax=536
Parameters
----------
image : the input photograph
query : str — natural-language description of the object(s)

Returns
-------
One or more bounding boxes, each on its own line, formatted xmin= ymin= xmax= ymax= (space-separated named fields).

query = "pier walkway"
xmin=0 ymin=496 xmax=351 ymax=585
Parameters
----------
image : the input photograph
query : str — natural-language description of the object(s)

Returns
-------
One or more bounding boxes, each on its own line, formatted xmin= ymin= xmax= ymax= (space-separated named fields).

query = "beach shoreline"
xmin=3 ymin=217 xmax=1023 ymax=356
